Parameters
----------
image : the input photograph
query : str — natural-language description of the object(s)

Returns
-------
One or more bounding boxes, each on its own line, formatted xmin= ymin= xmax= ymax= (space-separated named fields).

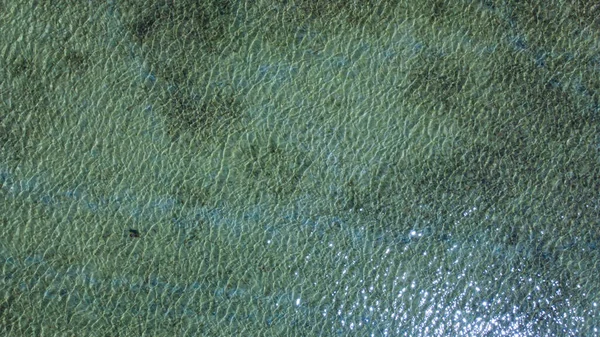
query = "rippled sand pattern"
xmin=1 ymin=1 xmax=599 ymax=336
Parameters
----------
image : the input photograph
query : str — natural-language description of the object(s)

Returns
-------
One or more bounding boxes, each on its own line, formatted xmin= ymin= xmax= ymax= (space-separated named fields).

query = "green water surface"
xmin=1 ymin=1 xmax=599 ymax=336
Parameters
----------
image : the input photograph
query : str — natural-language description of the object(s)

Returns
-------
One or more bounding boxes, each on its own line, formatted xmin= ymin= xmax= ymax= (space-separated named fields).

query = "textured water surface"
xmin=1 ymin=0 xmax=599 ymax=336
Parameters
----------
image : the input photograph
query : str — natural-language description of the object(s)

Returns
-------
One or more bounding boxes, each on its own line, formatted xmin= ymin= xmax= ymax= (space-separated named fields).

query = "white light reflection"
xmin=313 ymin=255 xmax=595 ymax=337
xmin=286 ymin=214 xmax=596 ymax=337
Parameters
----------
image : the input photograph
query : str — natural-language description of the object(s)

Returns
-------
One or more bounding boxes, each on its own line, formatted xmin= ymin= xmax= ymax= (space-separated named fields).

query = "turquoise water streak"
xmin=1 ymin=1 xmax=599 ymax=336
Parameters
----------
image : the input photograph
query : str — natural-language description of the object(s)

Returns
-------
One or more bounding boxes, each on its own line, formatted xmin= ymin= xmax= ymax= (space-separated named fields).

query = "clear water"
xmin=1 ymin=1 xmax=599 ymax=336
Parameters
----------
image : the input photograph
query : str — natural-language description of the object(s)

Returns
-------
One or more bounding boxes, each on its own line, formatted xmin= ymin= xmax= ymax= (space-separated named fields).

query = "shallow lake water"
xmin=1 ymin=1 xmax=599 ymax=336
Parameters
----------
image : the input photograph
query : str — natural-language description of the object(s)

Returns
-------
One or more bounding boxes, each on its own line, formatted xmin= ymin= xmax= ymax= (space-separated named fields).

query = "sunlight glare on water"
xmin=290 ymin=205 xmax=599 ymax=337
